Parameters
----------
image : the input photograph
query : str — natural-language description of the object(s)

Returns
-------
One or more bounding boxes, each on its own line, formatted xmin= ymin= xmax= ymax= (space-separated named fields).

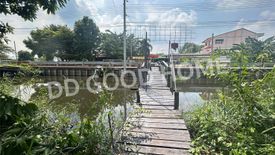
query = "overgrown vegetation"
xmin=184 ymin=68 xmax=275 ymax=154
xmin=182 ymin=38 xmax=275 ymax=154
xmin=179 ymin=42 xmax=202 ymax=54
xmin=0 ymin=43 xmax=13 ymax=59
xmin=23 ymin=17 xmax=152 ymax=61
xmin=0 ymin=70 xmax=140 ymax=154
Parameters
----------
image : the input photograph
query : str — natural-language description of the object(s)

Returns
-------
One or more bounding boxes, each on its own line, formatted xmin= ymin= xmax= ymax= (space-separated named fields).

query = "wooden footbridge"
xmin=126 ymin=67 xmax=191 ymax=154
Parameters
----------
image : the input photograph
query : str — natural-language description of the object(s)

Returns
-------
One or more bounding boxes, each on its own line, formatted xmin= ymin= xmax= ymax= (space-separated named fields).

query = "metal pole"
xmin=123 ymin=0 xmax=127 ymax=122
xmin=184 ymin=24 xmax=187 ymax=44
xmin=145 ymin=31 xmax=149 ymax=69
xmin=168 ymin=40 xmax=171 ymax=67
xmin=136 ymin=90 xmax=140 ymax=103
xmin=211 ymin=33 xmax=214 ymax=54
xmin=13 ymin=41 xmax=17 ymax=63
xmin=123 ymin=0 xmax=127 ymax=71
xmin=174 ymin=92 xmax=179 ymax=110
xmin=130 ymin=40 xmax=133 ymax=59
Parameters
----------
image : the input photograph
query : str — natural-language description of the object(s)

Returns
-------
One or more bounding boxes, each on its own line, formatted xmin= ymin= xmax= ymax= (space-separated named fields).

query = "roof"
xmin=202 ymin=28 xmax=264 ymax=43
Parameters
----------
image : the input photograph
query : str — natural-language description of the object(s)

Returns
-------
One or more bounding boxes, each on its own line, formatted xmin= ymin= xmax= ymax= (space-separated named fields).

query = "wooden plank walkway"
xmin=127 ymin=67 xmax=191 ymax=155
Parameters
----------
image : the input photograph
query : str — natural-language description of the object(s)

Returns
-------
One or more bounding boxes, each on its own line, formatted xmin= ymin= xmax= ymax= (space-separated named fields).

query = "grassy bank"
xmin=0 ymin=68 xmax=139 ymax=154
xmin=183 ymin=68 xmax=275 ymax=154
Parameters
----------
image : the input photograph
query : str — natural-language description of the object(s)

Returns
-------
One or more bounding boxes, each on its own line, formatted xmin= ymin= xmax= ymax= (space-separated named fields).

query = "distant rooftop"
xmin=202 ymin=28 xmax=264 ymax=43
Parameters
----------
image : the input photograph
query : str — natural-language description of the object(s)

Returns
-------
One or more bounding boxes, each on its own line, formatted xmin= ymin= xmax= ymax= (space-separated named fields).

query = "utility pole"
xmin=145 ymin=31 xmax=148 ymax=69
xmin=211 ymin=33 xmax=214 ymax=54
xmin=184 ymin=24 xmax=187 ymax=44
xmin=168 ymin=40 xmax=171 ymax=67
xmin=13 ymin=41 xmax=18 ymax=63
xmin=130 ymin=41 xmax=133 ymax=59
xmin=123 ymin=0 xmax=127 ymax=71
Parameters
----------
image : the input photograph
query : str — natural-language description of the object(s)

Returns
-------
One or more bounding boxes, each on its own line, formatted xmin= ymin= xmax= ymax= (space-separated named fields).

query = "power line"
xmin=127 ymin=0 xmax=275 ymax=7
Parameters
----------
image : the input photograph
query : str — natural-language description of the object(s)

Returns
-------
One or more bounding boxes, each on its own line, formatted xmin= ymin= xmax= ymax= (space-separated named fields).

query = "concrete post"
xmin=136 ymin=90 xmax=140 ymax=103
xmin=174 ymin=92 xmax=179 ymax=110
xmin=167 ymin=67 xmax=171 ymax=88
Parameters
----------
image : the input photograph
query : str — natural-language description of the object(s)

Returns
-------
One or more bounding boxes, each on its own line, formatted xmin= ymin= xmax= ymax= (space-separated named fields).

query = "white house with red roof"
xmin=201 ymin=28 xmax=264 ymax=54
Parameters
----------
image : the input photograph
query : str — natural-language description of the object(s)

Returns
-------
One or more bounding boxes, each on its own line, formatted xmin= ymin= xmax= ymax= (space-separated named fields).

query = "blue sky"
xmin=2 ymin=0 xmax=275 ymax=54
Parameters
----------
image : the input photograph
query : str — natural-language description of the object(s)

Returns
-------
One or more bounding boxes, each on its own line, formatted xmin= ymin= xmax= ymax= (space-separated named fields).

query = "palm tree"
xmin=138 ymin=39 xmax=152 ymax=57
xmin=231 ymin=36 xmax=275 ymax=65
xmin=0 ymin=43 xmax=13 ymax=59
xmin=179 ymin=43 xmax=202 ymax=54
xmin=138 ymin=39 xmax=152 ymax=68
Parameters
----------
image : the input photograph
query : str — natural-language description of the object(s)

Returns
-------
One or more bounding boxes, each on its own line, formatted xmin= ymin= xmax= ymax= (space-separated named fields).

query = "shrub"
xmin=183 ymin=69 xmax=275 ymax=154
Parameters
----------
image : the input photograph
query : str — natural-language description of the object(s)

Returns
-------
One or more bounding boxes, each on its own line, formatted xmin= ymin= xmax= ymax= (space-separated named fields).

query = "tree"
xmin=18 ymin=50 xmax=33 ymax=61
xmin=127 ymin=34 xmax=141 ymax=57
xmin=100 ymin=30 xmax=123 ymax=59
xmin=54 ymin=26 xmax=74 ymax=61
xmin=24 ymin=25 xmax=74 ymax=61
xmin=73 ymin=17 xmax=100 ymax=61
xmin=0 ymin=0 xmax=68 ymax=43
xmin=231 ymin=36 xmax=275 ymax=63
xmin=0 ymin=42 xmax=13 ymax=59
xmin=138 ymin=38 xmax=152 ymax=58
xmin=137 ymin=38 xmax=152 ymax=68
xmin=179 ymin=43 xmax=202 ymax=54
xmin=99 ymin=31 xmax=140 ymax=59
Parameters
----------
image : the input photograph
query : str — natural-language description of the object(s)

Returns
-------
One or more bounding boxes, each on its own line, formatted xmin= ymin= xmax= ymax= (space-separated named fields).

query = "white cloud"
xmin=75 ymin=0 xmax=124 ymax=33
xmin=97 ymin=14 xmax=123 ymax=32
xmin=1 ymin=10 xmax=65 ymax=52
xmin=75 ymin=0 xmax=102 ymax=16
xmin=260 ymin=10 xmax=275 ymax=20
xmin=74 ymin=1 xmax=198 ymax=54
xmin=146 ymin=8 xmax=197 ymax=26
xmin=235 ymin=10 xmax=275 ymax=39
xmin=144 ymin=8 xmax=197 ymax=54
xmin=215 ymin=0 xmax=272 ymax=9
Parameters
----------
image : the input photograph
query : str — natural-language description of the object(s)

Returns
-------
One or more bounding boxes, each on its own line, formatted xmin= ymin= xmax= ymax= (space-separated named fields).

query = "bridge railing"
xmin=30 ymin=61 xmax=140 ymax=67
xmin=159 ymin=60 xmax=179 ymax=110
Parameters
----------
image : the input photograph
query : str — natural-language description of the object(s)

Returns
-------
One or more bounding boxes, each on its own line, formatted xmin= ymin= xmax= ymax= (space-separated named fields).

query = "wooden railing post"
xmin=136 ymin=90 xmax=140 ymax=103
xmin=167 ymin=67 xmax=171 ymax=88
xmin=174 ymin=92 xmax=179 ymax=110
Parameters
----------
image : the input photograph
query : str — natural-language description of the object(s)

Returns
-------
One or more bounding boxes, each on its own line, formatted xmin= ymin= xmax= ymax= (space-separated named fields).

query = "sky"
xmin=1 ymin=0 xmax=275 ymax=54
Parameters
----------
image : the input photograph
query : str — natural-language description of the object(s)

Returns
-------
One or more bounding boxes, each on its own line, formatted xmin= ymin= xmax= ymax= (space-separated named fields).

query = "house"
xmin=201 ymin=28 xmax=264 ymax=54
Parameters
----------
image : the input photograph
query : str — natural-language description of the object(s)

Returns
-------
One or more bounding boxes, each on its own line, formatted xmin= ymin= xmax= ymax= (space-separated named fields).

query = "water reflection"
xmin=177 ymin=78 xmax=223 ymax=112
xmin=17 ymin=76 xmax=136 ymax=119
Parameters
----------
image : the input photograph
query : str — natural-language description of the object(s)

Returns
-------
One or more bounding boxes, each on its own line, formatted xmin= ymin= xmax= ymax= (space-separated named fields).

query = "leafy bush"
xmin=183 ymin=69 xmax=275 ymax=154
xmin=0 ymin=111 xmax=115 ymax=155
xmin=0 ymin=88 xmax=132 ymax=155
xmin=0 ymin=92 xmax=38 ymax=133
xmin=0 ymin=65 xmax=140 ymax=154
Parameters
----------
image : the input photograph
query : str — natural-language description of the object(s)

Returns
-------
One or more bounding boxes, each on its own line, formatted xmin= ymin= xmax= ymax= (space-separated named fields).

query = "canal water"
xmin=177 ymin=78 xmax=222 ymax=112
xmin=14 ymin=76 xmax=136 ymax=119
xmin=15 ymin=76 xmax=222 ymax=117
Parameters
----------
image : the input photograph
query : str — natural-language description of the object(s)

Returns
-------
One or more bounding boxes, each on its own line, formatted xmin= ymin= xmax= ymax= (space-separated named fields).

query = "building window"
xmin=215 ymin=39 xmax=224 ymax=44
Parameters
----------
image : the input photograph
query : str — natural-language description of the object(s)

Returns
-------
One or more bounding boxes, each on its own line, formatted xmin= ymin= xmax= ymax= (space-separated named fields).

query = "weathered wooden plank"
xmin=141 ymin=103 xmax=174 ymax=106
xmin=139 ymin=122 xmax=188 ymax=130
xmin=139 ymin=113 xmax=178 ymax=117
xmin=127 ymin=145 xmax=191 ymax=155
xmin=141 ymin=98 xmax=174 ymax=101
xmin=132 ymin=122 xmax=187 ymax=130
xmin=138 ymin=114 xmax=180 ymax=119
xmin=131 ymin=128 xmax=190 ymax=136
xmin=141 ymin=98 xmax=175 ymax=101
xmin=139 ymin=110 xmax=180 ymax=114
xmin=129 ymin=132 xmax=191 ymax=142
xmin=142 ymin=105 xmax=174 ymax=110
xmin=135 ymin=139 xmax=191 ymax=150
xmin=125 ymin=67 xmax=191 ymax=154
xmin=133 ymin=118 xmax=186 ymax=124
